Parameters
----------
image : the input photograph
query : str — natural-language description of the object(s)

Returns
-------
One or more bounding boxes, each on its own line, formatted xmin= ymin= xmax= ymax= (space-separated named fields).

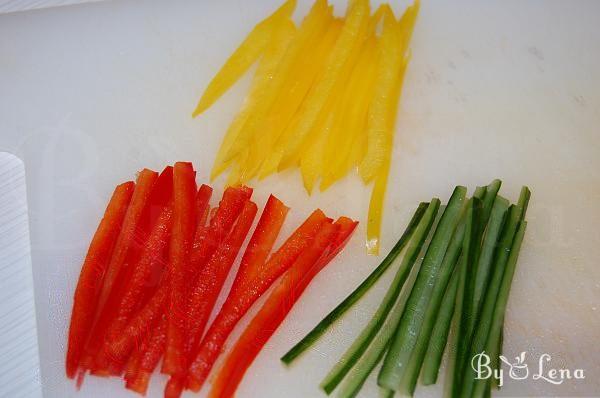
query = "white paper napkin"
xmin=0 ymin=152 xmax=42 ymax=398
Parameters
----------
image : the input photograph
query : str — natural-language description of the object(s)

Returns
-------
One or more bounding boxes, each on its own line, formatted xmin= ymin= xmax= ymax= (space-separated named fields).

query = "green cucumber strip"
xmin=473 ymin=186 xmax=487 ymax=201
xmin=480 ymin=179 xmax=502 ymax=227
xmin=420 ymin=263 xmax=460 ymax=385
xmin=381 ymin=389 xmax=394 ymax=398
xmin=487 ymin=187 xmax=528 ymax=390
xmin=448 ymin=198 xmax=482 ymax=398
xmin=335 ymin=211 xmax=440 ymax=398
xmin=491 ymin=328 xmax=504 ymax=390
xmin=395 ymin=204 xmax=472 ymax=395
xmin=472 ymin=221 xmax=527 ymax=398
xmin=378 ymin=186 xmax=467 ymax=392
xmin=463 ymin=198 xmax=484 ymax=340
xmin=320 ymin=200 xmax=441 ymax=394
xmin=281 ymin=202 xmax=429 ymax=365
xmin=446 ymin=252 xmax=467 ymax=398
xmin=517 ymin=186 xmax=531 ymax=221
xmin=459 ymin=201 xmax=526 ymax=398
xmin=472 ymin=196 xmax=510 ymax=323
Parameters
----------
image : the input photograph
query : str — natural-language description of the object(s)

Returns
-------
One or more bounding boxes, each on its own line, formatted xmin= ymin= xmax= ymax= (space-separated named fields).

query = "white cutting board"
xmin=1 ymin=0 xmax=599 ymax=397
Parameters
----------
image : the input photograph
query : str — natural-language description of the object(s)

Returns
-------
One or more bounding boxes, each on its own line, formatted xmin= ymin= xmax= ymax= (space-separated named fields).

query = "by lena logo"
xmin=471 ymin=351 xmax=585 ymax=387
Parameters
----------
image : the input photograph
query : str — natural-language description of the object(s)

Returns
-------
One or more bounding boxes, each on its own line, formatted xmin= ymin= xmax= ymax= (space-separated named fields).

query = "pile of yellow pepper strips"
xmin=193 ymin=0 xmax=419 ymax=254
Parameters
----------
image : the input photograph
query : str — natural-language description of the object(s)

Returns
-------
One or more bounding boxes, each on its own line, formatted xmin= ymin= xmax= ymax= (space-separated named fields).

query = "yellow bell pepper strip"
xmin=277 ymin=0 xmax=371 ymax=171
xmin=319 ymin=35 xmax=379 ymax=191
xmin=299 ymin=93 xmax=342 ymax=194
xmin=210 ymin=19 xmax=296 ymax=181
xmin=358 ymin=8 xmax=407 ymax=184
xmin=227 ymin=0 xmax=333 ymax=182
xmin=368 ymin=3 xmax=388 ymax=31
xmin=257 ymin=13 xmax=342 ymax=180
xmin=240 ymin=5 xmax=335 ymax=182
xmin=192 ymin=0 xmax=296 ymax=117
xmin=366 ymin=54 xmax=410 ymax=255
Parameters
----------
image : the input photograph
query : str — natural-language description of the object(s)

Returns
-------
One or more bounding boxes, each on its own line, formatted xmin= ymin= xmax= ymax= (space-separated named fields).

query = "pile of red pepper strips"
xmin=66 ymin=162 xmax=357 ymax=397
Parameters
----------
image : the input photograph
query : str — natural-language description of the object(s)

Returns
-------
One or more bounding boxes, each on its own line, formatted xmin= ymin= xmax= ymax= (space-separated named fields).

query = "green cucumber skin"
xmin=420 ymin=263 xmax=460 ymax=386
xmin=336 ymin=210 xmax=441 ymax=398
xmin=472 ymin=221 xmax=527 ymax=398
xmin=397 ymin=203 xmax=473 ymax=395
xmin=281 ymin=202 xmax=429 ymax=365
xmin=378 ymin=186 xmax=467 ymax=392
xmin=459 ymin=203 xmax=524 ymax=398
xmin=423 ymin=214 xmax=466 ymax=385
xmin=480 ymin=179 xmax=502 ymax=227
xmin=320 ymin=200 xmax=441 ymax=394
xmin=448 ymin=252 xmax=468 ymax=398
xmin=449 ymin=198 xmax=483 ymax=398
xmin=463 ymin=198 xmax=484 ymax=338
xmin=473 ymin=186 xmax=487 ymax=201
xmin=472 ymin=197 xmax=510 ymax=324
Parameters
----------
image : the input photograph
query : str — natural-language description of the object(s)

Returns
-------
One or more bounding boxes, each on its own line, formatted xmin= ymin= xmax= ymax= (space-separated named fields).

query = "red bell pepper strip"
xmin=183 ymin=195 xmax=289 ymax=390
xmin=94 ymin=169 xmax=158 ymax=318
xmin=163 ymin=162 xmax=198 ymax=376
xmin=108 ymin=278 xmax=169 ymax=364
xmin=188 ymin=186 xmax=252 ymax=278
xmin=207 ymin=221 xmax=340 ymax=398
xmin=125 ymin=316 xmax=168 ymax=396
xmin=99 ymin=204 xmax=174 ymax=366
xmin=164 ymin=201 xmax=258 ymax=396
xmin=85 ymin=167 xmax=173 ymax=374
xmin=231 ymin=194 xmax=290 ymax=289
xmin=195 ymin=185 xmax=213 ymax=228
xmin=123 ymin=346 xmax=142 ymax=384
xmin=185 ymin=201 xmax=258 ymax=354
xmin=66 ymin=181 xmax=134 ymax=379
xmin=187 ymin=208 xmax=329 ymax=391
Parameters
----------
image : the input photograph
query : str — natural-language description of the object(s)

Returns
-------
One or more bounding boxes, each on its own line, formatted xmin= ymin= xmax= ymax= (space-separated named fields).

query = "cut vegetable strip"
xmin=321 ymin=199 xmax=440 ymax=394
xmin=207 ymin=221 xmax=341 ymax=398
xmin=163 ymin=162 xmax=197 ymax=376
xmin=93 ymin=169 xmax=158 ymax=317
xmin=230 ymin=195 xmax=290 ymax=292
xmin=365 ymin=54 xmax=410 ymax=254
xmin=184 ymin=201 xmax=257 ymax=359
xmin=83 ymin=168 xmax=162 ymax=373
xmin=188 ymin=186 xmax=251 ymax=282
xmin=187 ymin=208 xmax=329 ymax=391
xmin=451 ymin=198 xmax=483 ymax=396
xmin=472 ymin=221 xmax=527 ymax=398
xmin=281 ymin=202 xmax=428 ymax=365
xmin=472 ymin=196 xmax=509 ymax=323
xmin=459 ymin=188 xmax=530 ymax=398
xmin=378 ymin=186 xmax=466 ymax=392
xmin=192 ymin=0 xmax=297 ymax=117
xmin=240 ymin=5 xmax=335 ymax=181
xmin=211 ymin=18 xmax=297 ymax=180
xmin=259 ymin=10 xmax=342 ymax=180
xmin=320 ymin=35 xmax=379 ymax=190
xmin=125 ymin=316 xmax=168 ymax=395
xmin=164 ymin=201 xmax=258 ymax=398
xmin=336 ymin=210 xmax=439 ymax=398
xmin=177 ymin=196 xmax=289 ymax=388
xmin=480 ymin=179 xmax=502 ymax=227
xmin=358 ymin=4 xmax=417 ymax=183
xmin=420 ymin=265 xmax=460 ymax=385
xmin=100 ymin=204 xmax=173 ymax=366
xmin=277 ymin=0 xmax=371 ymax=170
xmin=401 ymin=198 xmax=479 ymax=396
xmin=107 ymin=278 xmax=169 ymax=364
xmin=66 ymin=181 xmax=134 ymax=378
